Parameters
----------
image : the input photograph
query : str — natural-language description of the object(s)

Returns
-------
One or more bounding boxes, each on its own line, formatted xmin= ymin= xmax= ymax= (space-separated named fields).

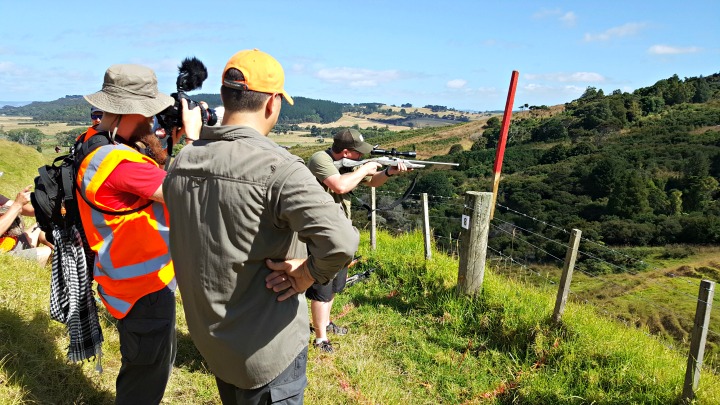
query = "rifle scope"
xmin=370 ymin=148 xmax=416 ymax=158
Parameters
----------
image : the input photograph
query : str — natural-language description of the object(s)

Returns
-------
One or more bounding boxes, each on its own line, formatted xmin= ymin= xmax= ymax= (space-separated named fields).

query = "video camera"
xmin=156 ymin=57 xmax=218 ymax=140
xmin=370 ymin=147 xmax=416 ymax=158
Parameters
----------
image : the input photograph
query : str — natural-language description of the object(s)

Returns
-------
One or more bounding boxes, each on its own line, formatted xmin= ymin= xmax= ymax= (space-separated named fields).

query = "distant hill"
xmin=0 ymin=95 xmax=90 ymax=123
xmin=0 ymin=95 xmax=478 ymax=128
xmin=0 ymin=101 xmax=31 ymax=108
xmin=0 ymin=94 xmax=346 ymax=125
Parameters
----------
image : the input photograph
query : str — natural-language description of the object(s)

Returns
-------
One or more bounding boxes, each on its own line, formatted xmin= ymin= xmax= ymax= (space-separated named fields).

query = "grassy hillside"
xmin=1 ymin=231 xmax=719 ymax=404
xmin=0 ymin=139 xmax=47 ymax=197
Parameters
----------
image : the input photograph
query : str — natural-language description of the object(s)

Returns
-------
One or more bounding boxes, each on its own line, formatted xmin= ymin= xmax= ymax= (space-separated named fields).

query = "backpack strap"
xmin=74 ymin=132 xmax=153 ymax=216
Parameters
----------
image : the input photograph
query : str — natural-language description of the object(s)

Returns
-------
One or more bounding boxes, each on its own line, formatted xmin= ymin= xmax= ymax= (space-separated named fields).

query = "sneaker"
xmin=326 ymin=321 xmax=348 ymax=335
xmin=314 ymin=340 xmax=334 ymax=353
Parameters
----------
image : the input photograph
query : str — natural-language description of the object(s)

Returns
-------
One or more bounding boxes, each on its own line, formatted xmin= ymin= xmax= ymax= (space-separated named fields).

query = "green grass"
xmin=0 ymin=140 xmax=47 ymax=198
xmin=496 ymin=245 xmax=720 ymax=372
xmin=3 ymin=231 xmax=720 ymax=404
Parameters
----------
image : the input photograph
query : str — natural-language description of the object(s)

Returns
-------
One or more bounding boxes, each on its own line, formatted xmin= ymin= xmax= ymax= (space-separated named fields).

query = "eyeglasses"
xmin=91 ymin=113 xmax=103 ymax=120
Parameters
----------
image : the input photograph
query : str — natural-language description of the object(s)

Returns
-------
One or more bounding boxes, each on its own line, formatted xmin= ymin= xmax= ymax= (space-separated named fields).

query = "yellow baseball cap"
xmin=222 ymin=49 xmax=294 ymax=105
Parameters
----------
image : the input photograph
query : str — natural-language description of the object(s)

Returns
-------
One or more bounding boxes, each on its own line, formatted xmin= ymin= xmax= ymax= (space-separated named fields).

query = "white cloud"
xmin=446 ymin=79 xmax=467 ymax=89
xmin=584 ymin=22 xmax=646 ymax=41
xmin=0 ymin=61 xmax=28 ymax=77
xmin=532 ymin=8 xmax=562 ymax=19
xmin=521 ymin=83 xmax=586 ymax=103
xmin=647 ymin=45 xmax=701 ymax=55
xmin=135 ymin=58 xmax=185 ymax=75
xmin=560 ymin=12 xmax=577 ymax=27
xmin=533 ymin=8 xmax=576 ymax=26
xmin=315 ymin=67 xmax=400 ymax=87
xmin=524 ymin=72 xmax=606 ymax=83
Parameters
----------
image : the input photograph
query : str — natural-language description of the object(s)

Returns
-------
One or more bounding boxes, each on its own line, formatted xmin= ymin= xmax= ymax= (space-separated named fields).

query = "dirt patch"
xmin=298 ymin=114 xmax=410 ymax=131
xmin=666 ymin=265 xmax=697 ymax=278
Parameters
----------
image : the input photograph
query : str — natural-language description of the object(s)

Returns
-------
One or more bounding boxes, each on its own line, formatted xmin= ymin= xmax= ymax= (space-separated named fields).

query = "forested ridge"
xmin=348 ymin=72 xmax=720 ymax=274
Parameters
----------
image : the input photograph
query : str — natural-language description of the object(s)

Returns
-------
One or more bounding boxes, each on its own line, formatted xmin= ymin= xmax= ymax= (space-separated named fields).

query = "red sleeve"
xmin=107 ymin=161 xmax=166 ymax=198
xmin=94 ymin=161 xmax=166 ymax=210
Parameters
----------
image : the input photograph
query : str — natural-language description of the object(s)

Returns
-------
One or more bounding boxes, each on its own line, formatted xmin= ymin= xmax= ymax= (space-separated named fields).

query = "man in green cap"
xmin=306 ymin=128 xmax=410 ymax=353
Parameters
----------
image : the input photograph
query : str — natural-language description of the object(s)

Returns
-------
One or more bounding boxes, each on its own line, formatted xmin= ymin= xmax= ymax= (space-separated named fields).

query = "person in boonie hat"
xmin=77 ymin=64 xmax=179 ymax=404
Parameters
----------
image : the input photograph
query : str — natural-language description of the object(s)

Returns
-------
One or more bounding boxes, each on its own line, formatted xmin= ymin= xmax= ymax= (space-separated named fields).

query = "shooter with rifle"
xmin=332 ymin=142 xmax=460 ymax=216
xmin=305 ymin=128 xmax=419 ymax=353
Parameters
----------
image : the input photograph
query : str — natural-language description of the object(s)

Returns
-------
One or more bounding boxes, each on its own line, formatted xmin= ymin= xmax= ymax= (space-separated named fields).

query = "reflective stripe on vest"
xmin=77 ymin=144 xmax=174 ymax=319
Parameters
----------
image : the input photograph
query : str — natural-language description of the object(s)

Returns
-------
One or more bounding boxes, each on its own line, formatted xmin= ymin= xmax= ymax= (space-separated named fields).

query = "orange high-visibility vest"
xmin=76 ymin=143 xmax=174 ymax=319
xmin=76 ymin=126 xmax=98 ymax=142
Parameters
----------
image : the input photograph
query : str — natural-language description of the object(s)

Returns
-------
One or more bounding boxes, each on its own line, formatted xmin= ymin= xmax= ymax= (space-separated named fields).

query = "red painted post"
xmin=491 ymin=70 xmax=519 ymax=219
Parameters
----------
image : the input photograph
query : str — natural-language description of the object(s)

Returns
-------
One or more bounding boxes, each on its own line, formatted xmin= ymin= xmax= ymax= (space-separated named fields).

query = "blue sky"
xmin=1 ymin=1 xmax=718 ymax=111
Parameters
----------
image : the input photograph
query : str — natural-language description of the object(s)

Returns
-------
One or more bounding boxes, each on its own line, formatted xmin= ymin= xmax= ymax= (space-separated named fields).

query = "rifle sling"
xmin=351 ymin=173 xmax=419 ymax=218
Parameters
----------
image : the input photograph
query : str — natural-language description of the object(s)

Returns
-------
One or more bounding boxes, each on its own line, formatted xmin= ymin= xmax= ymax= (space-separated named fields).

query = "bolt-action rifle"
xmin=333 ymin=148 xmax=459 ymax=170
xmin=331 ymin=148 xmax=459 ymax=218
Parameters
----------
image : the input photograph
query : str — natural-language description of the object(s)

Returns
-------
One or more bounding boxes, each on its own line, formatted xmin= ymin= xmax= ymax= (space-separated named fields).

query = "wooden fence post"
xmin=370 ymin=187 xmax=377 ymax=250
xmin=457 ymin=191 xmax=492 ymax=296
xmin=422 ymin=193 xmax=431 ymax=260
xmin=682 ymin=279 xmax=715 ymax=402
xmin=552 ymin=229 xmax=582 ymax=323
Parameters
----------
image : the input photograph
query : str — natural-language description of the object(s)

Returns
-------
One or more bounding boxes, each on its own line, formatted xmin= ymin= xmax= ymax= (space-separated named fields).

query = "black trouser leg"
xmin=115 ymin=286 xmax=177 ymax=405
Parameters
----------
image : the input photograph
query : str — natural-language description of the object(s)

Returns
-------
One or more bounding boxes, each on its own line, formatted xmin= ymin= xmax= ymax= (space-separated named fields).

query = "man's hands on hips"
xmin=265 ymin=258 xmax=315 ymax=301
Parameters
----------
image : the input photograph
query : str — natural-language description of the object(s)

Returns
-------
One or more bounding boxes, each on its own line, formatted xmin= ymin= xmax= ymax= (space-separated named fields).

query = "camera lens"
xmin=205 ymin=108 xmax=218 ymax=126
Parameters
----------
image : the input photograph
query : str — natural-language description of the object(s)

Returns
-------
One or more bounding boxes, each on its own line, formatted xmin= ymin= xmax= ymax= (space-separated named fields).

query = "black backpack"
xmin=31 ymin=131 xmax=156 ymax=241
xmin=31 ymin=133 xmax=111 ymax=241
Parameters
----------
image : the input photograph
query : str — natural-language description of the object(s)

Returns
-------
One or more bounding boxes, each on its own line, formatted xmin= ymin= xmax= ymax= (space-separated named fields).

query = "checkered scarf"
xmin=49 ymin=224 xmax=104 ymax=369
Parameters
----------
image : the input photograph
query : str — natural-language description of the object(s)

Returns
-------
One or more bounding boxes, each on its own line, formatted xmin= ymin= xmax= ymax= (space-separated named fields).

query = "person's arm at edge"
xmin=20 ymin=203 xmax=35 ymax=217
xmin=0 ymin=188 xmax=30 ymax=235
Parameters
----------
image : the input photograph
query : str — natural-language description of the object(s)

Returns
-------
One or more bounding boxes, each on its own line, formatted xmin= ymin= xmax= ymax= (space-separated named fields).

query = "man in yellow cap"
xmin=164 ymin=49 xmax=359 ymax=403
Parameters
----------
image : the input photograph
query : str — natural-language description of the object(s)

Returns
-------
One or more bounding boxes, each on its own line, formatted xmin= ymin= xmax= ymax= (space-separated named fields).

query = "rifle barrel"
xmin=404 ymin=160 xmax=459 ymax=166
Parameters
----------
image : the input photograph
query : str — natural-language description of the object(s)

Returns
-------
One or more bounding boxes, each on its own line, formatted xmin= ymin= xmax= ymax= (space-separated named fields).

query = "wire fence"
xmin=348 ymin=188 xmax=719 ymax=367
xmin=492 ymin=202 xmax=719 ymax=346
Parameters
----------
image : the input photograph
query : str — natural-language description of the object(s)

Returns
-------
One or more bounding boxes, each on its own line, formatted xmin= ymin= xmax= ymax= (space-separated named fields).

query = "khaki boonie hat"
xmin=84 ymin=64 xmax=174 ymax=117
